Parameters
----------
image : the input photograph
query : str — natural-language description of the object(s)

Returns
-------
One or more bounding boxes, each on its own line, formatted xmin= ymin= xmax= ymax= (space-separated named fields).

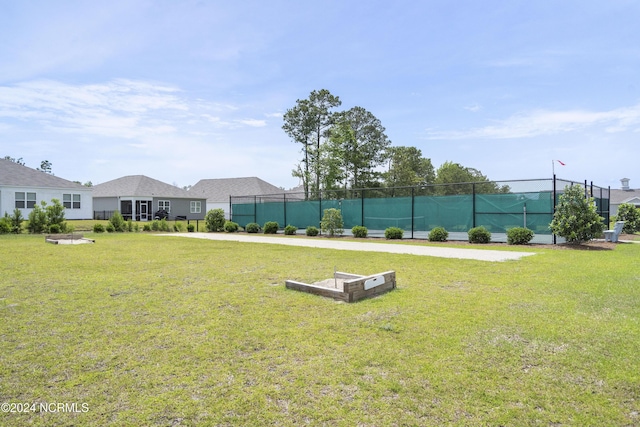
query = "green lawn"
xmin=1 ymin=233 xmax=639 ymax=426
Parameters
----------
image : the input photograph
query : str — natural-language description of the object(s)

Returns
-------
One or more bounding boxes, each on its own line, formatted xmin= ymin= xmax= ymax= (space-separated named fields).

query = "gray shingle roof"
xmin=93 ymin=175 xmax=194 ymax=198
xmin=0 ymin=158 xmax=85 ymax=189
xmin=189 ymin=177 xmax=284 ymax=202
xmin=610 ymin=188 xmax=640 ymax=204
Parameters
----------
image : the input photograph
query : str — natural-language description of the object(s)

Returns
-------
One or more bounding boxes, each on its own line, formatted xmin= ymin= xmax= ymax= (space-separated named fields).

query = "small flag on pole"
xmin=556 ymin=160 xmax=566 ymax=166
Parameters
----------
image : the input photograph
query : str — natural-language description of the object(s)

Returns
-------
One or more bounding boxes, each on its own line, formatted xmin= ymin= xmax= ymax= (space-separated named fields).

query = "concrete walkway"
xmin=161 ymin=233 xmax=536 ymax=262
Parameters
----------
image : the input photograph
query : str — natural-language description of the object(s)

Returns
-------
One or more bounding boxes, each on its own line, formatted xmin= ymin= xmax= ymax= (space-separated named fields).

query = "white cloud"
xmin=0 ymin=79 xmax=273 ymax=141
xmin=425 ymin=104 xmax=640 ymax=140
xmin=464 ymin=103 xmax=482 ymax=113
xmin=237 ymin=119 xmax=266 ymax=127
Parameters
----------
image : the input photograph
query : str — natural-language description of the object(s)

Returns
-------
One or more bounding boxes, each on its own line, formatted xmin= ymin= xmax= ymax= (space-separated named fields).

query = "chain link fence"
xmin=230 ymin=177 xmax=610 ymax=243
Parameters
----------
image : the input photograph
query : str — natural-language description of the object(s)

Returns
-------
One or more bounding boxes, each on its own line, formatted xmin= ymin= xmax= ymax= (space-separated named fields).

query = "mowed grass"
xmin=1 ymin=233 xmax=639 ymax=426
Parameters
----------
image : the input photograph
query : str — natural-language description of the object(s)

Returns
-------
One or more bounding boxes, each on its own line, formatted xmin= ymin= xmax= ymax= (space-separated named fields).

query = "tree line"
xmin=282 ymin=89 xmax=507 ymax=199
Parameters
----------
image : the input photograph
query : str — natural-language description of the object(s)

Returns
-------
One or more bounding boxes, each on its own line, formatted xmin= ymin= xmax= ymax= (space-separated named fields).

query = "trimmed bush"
xmin=468 ymin=226 xmax=491 ymax=243
xmin=151 ymin=220 xmax=160 ymax=231
xmin=616 ymin=203 xmax=640 ymax=234
xmin=320 ymin=208 xmax=344 ymax=237
xmin=550 ymin=185 xmax=605 ymax=244
xmin=385 ymin=227 xmax=404 ymax=240
xmin=507 ymin=227 xmax=534 ymax=245
xmin=284 ymin=225 xmax=297 ymax=235
xmin=263 ymin=221 xmax=279 ymax=234
xmin=109 ymin=210 xmax=126 ymax=232
xmin=428 ymin=227 xmax=448 ymax=242
xmin=351 ymin=225 xmax=368 ymax=238
xmin=143 ymin=223 xmax=152 ymax=232
xmin=245 ymin=223 xmax=260 ymax=233
xmin=174 ymin=222 xmax=184 ymax=232
xmin=205 ymin=209 xmax=226 ymax=232
xmin=93 ymin=223 xmax=106 ymax=233
xmin=48 ymin=224 xmax=61 ymax=234
xmin=306 ymin=226 xmax=319 ymax=236
xmin=224 ymin=221 xmax=239 ymax=232
xmin=105 ymin=223 xmax=116 ymax=233
xmin=187 ymin=224 xmax=195 ymax=232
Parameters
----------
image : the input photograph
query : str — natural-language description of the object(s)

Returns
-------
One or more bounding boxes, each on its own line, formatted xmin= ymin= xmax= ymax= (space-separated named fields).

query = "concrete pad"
xmin=159 ymin=233 xmax=535 ymax=262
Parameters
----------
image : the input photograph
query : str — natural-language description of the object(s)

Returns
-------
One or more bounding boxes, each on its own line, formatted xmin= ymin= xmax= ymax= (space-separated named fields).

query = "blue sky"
xmin=1 ymin=1 xmax=639 ymax=191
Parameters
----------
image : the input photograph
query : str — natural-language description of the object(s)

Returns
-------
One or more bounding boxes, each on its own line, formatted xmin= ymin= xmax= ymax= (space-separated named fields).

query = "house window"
xmin=190 ymin=201 xmax=201 ymax=214
xmin=15 ymin=192 xmax=25 ymax=209
xmin=63 ymin=194 xmax=82 ymax=209
xmin=158 ymin=200 xmax=171 ymax=213
xmin=15 ymin=192 xmax=36 ymax=209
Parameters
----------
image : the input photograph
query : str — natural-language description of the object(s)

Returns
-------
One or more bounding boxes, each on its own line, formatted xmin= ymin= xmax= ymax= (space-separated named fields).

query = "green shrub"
xmin=385 ymin=227 xmax=404 ymax=239
xmin=507 ymin=227 xmax=534 ymax=245
xmin=143 ymin=223 xmax=152 ymax=232
xmin=46 ymin=199 xmax=67 ymax=233
xmin=616 ymin=203 xmax=640 ymax=234
xmin=205 ymin=209 xmax=226 ymax=232
xmin=468 ymin=226 xmax=491 ymax=243
xmin=284 ymin=225 xmax=297 ymax=235
xmin=187 ymin=224 xmax=195 ymax=232
xmin=105 ymin=223 xmax=116 ymax=233
xmin=9 ymin=209 xmax=23 ymax=234
xmin=174 ymin=222 xmax=184 ymax=232
xmin=245 ymin=223 xmax=260 ymax=233
xmin=27 ymin=203 xmax=48 ymax=234
xmin=151 ymin=220 xmax=160 ymax=231
xmin=351 ymin=225 xmax=368 ymax=238
xmin=127 ymin=220 xmax=134 ymax=232
xmin=549 ymin=185 xmax=605 ymax=244
xmin=428 ymin=227 xmax=448 ymax=242
xmin=0 ymin=214 xmax=11 ymax=234
xmin=320 ymin=208 xmax=344 ymax=237
xmin=109 ymin=210 xmax=126 ymax=232
xmin=306 ymin=226 xmax=319 ymax=236
xmin=93 ymin=223 xmax=105 ymax=233
xmin=224 ymin=221 xmax=239 ymax=232
xmin=48 ymin=224 xmax=61 ymax=234
xmin=263 ymin=221 xmax=279 ymax=234
xmin=159 ymin=219 xmax=171 ymax=232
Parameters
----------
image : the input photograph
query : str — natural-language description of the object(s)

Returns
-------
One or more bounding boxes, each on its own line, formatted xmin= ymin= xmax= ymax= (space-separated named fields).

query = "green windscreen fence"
xmin=231 ymin=179 xmax=608 ymax=237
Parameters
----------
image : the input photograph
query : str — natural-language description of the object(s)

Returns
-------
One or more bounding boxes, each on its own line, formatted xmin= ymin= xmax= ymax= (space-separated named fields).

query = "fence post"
xmin=361 ymin=189 xmax=365 ymax=227
xmin=472 ymin=183 xmax=476 ymax=228
xmin=411 ymin=186 xmax=415 ymax=239
xmin=254 ymin=195 xmax=257 ymax=225
xmin=283 ymin=193 xmax=287 ymax=229
xmin=319 ymin=192 xmax=322 ymax=227
xmin=553 ymin=174 xmax=557 ymax=244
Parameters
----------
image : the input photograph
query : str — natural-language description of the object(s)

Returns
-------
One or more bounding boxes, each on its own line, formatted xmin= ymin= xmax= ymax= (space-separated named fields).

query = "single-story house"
xmin=610 ymin=178 xmax=640 ymax=217
xmin=0 ymin=158 xmax=93 ymax=219
xmin=93 ymin=175 xmax=206 ymax=221
xmin=189 ymin=177 xmax=285 ymax=218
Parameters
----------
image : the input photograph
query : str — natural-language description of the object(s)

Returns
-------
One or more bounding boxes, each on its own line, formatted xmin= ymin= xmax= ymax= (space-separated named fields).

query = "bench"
xmin=603 ymin=221 xmax=625 ymax=243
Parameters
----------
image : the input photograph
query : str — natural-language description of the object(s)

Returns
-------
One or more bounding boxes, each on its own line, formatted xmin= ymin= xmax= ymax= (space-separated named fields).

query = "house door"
xmin=140 ymin=202 xmax=149 ymax=221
